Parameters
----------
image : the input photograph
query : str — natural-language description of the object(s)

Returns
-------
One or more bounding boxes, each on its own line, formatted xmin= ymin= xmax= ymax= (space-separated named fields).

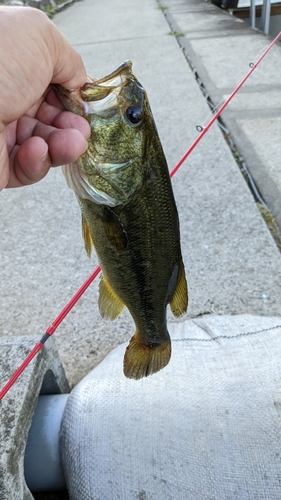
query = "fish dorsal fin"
xmin=98 ymin=274 xmax=125 ymax=320
xmin=169 ymin=261 xmax=188 ymax=317
xmin=82 ymin=214 xmax=93 ymax=258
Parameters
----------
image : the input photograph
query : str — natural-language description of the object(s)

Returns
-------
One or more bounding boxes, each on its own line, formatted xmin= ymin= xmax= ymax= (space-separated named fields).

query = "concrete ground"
xmin=164 ymin=0 xmax=281 ymax=231
xmin=1 ymin=0 xmax=281 ymax=394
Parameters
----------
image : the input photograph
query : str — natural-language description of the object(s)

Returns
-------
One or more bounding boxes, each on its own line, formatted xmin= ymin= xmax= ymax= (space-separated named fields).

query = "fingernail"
xmin=40 ymin=146 xmax=48 ymax=162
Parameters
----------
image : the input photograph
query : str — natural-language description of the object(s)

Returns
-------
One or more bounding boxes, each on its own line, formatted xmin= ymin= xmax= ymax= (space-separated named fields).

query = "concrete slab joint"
xmin=0 ymin=336 xmax=70 ymax=500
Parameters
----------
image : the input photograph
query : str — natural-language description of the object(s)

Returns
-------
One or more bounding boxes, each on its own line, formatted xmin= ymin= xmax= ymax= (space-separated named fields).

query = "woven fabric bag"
xmin=60 ymin=315 xmax=281 ymax=500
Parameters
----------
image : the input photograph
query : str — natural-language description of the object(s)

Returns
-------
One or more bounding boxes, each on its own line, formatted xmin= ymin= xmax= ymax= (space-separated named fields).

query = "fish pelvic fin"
xmin=98 ymin=274 xmax=125 ymax=320
xmin=169 ymin=260 xmax=188 ymax=317
xmin=123 ymin=332 xmax=171 ymax=380
xmin=82 ymin=214 xmax=93 ymax=258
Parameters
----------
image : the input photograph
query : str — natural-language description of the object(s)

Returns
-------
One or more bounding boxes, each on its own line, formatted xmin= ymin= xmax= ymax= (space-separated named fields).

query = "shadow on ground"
xmin=33 ymin=492 xmax=69 ymax=500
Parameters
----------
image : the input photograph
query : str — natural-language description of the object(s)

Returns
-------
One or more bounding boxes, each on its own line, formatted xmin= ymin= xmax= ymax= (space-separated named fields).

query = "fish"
xmin=54 ymin=60 xmax=188 ymax=379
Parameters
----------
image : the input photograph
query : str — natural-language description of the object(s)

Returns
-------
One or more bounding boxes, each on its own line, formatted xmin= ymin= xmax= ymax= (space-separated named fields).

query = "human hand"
xmin=0 ymin=6 xmax=91 ymax=190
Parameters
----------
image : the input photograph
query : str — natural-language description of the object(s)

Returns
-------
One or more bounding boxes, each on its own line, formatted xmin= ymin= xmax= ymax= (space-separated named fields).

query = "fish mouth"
xmin=54 ymin=60 xmax=143 ymax=117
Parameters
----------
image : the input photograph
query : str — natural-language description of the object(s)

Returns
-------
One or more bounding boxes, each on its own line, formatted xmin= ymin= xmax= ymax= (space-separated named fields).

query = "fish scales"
xmin=54 ymin=61 xmax=188 ymax=379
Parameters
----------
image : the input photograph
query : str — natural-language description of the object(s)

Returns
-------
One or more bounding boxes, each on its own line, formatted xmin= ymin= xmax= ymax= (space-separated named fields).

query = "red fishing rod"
xmin=0 ymin=31 xmax=280 ymax=400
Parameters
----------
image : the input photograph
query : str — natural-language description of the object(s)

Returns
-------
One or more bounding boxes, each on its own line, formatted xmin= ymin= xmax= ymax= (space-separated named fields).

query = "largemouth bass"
xmin=54 ymin=61 xmax=188 ymax=379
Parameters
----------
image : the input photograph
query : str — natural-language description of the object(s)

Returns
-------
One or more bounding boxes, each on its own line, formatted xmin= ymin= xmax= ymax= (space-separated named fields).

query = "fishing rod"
xmin=1 ymin=31 xmax=280 ymax=400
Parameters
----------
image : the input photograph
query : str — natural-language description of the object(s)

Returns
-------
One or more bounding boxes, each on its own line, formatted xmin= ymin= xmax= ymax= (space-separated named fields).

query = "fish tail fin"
xmin=123 ymin=332 xmax=171 ymax=380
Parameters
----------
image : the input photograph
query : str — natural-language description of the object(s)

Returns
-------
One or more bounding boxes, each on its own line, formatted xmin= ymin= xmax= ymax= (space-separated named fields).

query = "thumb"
xmin=0 ymin=128 xmax=9 ymax=190
xmin=48 ymin=22 xmax=87 ymax=89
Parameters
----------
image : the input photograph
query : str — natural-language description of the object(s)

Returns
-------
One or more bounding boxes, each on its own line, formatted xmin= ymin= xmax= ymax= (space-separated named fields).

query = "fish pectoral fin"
xmin=98 ymin=274 xmax=125 ymax=320
xmin=101 ymin=206 xmax=128 ymax=251
xmin=82 ymin=214 xmax=93 ymax=258
xmin=169 ymin=261 xmax=188 ymax=317
xmin=123 ymin=333 xmax=171 ymax=380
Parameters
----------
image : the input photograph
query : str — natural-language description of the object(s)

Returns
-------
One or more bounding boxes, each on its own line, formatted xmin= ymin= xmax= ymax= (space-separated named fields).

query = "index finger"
xmin=45 ymin=88 xmax=66 ymax=111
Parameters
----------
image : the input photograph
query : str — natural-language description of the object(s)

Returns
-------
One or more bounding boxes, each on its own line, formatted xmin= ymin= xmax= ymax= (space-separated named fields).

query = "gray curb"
xmin=0 ymin=336 xmax=70 ymax=500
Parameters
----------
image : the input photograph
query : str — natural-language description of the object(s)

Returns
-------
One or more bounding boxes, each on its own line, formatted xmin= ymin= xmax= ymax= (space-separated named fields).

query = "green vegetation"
xmin=44 ymin=4 xmax=56 ymax=16
xmin=168 ymin=31 xmax=185 ymax=37
xmin=257 ymin=203 xmax=281 ymax=252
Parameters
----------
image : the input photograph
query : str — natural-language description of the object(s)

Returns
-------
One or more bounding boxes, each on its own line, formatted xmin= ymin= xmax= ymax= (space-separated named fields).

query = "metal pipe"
xmin=250 ymin=0 xmax=256 ymax=28
xmin=24 ymin=394 xmax=69 ymax=492
xmin=260 ymin=0 xmax=271 ymax=34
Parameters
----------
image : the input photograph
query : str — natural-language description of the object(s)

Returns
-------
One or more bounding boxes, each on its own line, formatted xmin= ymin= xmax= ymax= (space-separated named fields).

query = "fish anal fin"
xmin=82 ymin=214 xmax=93 ymax=258
xmin=98 ymin=274 xmax=125 ymax=320
xmin=169 ymin=261 xmax=188 ymax=317
xmin=123 ymin=333 xmax=171 ymax=380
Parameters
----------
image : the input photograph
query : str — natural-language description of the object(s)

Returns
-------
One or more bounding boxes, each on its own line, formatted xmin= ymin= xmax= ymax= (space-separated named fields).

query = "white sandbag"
xmin=60 ymin=315 xmax=281 ymax=500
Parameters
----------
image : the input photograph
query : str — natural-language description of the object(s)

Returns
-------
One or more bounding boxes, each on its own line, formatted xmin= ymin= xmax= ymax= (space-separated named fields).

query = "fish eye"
xmin=125 ymin=105 xmax=143 ymax=126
